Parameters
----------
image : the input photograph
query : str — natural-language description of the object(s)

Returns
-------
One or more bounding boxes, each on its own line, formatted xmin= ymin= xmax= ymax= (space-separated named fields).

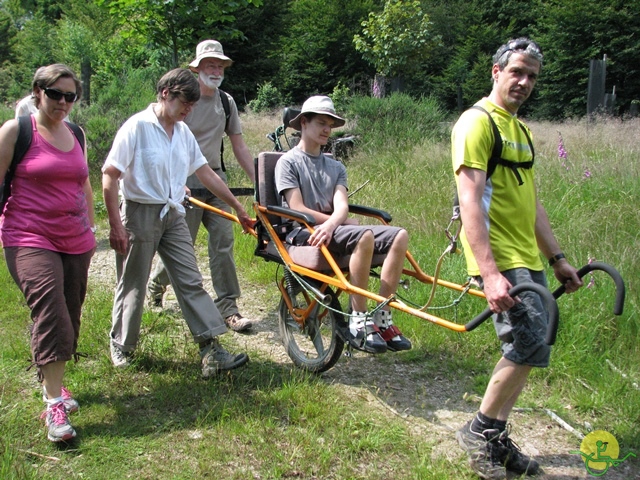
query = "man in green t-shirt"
xmin=452 ymin=38 xmax=583 ymax=479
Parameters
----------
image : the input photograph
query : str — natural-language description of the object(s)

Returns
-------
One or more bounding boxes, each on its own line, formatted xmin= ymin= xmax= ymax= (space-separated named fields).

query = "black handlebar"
xmin=465 ymin=282 xmax=560 ymax=344
xmin=552 ymin=261 xmax=625 ymax=315
xmin=464 ymin=261 xmax=626 ymax=346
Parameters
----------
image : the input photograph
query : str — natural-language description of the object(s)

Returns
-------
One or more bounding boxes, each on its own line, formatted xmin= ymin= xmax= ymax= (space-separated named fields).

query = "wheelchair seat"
xmin=254 ymin=151 xmax=387 ymax=271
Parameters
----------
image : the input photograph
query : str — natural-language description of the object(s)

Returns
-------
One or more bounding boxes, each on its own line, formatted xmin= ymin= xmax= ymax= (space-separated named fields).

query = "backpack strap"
xmin=2 ymin=115 xmax=33 ymax=210
xmin=218 ymin=88 xmax=231 ymax=172
xmin=469 ymin=105 xmax=502 ymax=179
xmin=469 ymin=105 xmax=535 ymax=185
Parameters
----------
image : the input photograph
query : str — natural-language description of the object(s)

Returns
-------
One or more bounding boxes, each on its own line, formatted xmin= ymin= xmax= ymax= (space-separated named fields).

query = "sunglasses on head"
xmin=496 ymin=39 xmax=544 ymax=63
xmin=43 ymin=87 xmax=78 ymax=103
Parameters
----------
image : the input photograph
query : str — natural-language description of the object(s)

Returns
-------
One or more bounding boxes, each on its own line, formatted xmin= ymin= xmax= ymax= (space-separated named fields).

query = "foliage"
xmin=346 ymin=93 xmax=449 ymax=150
xmin=72 ymin=65 xmax=159 ymax=168
xmin=96 ymin=0 xmax=263 ymax=68
xmin=329 ymin=81 xmax=352 ymax=113
xmin=1 ymin=0 xmax=640 ymax=117
xmin=353 ymin=0 xmax=441 ymax=78
xmin=247 ymin=81 xmax=286 ymax=113
xmin=533 ymin=0 xmax=640 ymax=118
xmin=272 ymin=0 xmax=376 ymax=104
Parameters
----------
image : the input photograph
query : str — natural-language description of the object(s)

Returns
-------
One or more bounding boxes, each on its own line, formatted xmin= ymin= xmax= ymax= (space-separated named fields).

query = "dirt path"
xmin=89 ymin=240 xmax=639 ymax=480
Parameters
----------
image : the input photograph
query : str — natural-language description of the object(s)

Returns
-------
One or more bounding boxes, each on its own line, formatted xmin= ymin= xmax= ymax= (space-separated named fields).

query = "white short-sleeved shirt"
xmin=102 ymin=104 xmax=207 ymax=218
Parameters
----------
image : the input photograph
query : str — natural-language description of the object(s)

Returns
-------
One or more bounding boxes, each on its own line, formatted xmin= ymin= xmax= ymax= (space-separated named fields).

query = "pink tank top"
xmin=1 ymin=116 xmax=96 ymax=254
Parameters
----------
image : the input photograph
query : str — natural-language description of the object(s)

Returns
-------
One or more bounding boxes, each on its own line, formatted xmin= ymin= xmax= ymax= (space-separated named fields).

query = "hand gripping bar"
xmin=552 ymin=261 xmax=625 ymax=315
xmin=464 ymin=282 xmax=560 ymax=345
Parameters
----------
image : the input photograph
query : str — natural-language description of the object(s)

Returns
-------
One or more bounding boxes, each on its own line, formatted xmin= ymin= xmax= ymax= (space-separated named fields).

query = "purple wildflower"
xmin=584 ymin=169 xmax=591 ymax=178
xmin=557 ymin=131 xmax=569 ymax=170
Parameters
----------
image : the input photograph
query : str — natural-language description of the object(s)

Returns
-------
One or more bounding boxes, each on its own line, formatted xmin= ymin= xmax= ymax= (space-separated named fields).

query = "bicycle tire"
xmin=278 ymin=284 xmax=345 ymax=373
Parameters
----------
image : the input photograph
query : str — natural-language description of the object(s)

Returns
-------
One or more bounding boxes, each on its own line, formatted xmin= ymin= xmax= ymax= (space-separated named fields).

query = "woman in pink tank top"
xmin=0 ymin=64 xmax=95 ymax=443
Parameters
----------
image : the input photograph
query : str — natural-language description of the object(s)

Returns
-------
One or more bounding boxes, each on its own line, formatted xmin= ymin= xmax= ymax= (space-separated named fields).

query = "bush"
xmin=247 ymin=81 xmax=286 ymax=113
xmin=346 ymin=93 xmax=449 ymax=150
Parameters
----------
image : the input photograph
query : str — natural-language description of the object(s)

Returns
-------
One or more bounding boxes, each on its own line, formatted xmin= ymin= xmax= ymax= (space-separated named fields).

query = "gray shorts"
xmin=482 ymin=268 xmax=551 ymax=367
xmin=329 ymin=224 xmax=404 ymax=256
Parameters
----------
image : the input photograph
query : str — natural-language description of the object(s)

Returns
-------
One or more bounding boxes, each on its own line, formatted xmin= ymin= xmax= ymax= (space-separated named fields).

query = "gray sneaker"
xmin=41 ymin=401 xmax=76 ymax=442
xmin=200 ymin=338 xmax=249 ymax=378
xmin=456 ymin=420 xmax=507 ymax=480
xmin=497 ymin=428 xmax=541 ymax=475
xmin=110 ymin=342 xmax=132 ymax=368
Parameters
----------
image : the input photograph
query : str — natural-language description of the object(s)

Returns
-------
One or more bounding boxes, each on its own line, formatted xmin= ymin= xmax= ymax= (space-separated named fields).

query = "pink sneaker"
xmin=42 ymin=386 xmax=79 ymax=413
xmin=41 ymin=401 xmax=76 ymax=442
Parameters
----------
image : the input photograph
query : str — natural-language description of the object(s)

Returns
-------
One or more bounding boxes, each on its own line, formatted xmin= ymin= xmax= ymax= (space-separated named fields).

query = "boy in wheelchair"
xmin=274 ymin=96 xmax=411 ymax=354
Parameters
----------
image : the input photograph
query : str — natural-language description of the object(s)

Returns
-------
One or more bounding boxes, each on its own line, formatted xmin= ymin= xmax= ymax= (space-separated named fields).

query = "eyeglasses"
xmin=178 ymin=98 xmax=196 ymax=109
xmin=43 ymin=88 xmax=78 ymax=103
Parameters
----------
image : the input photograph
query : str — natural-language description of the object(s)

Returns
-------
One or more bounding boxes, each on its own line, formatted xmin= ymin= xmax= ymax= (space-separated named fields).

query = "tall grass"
xmin=0 ymin=96 xmax=638 ymax=478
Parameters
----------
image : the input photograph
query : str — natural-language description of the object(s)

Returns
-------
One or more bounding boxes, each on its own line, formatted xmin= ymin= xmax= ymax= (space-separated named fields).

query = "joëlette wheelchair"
xmin=187 ymin=108 xmax=626 ymax=374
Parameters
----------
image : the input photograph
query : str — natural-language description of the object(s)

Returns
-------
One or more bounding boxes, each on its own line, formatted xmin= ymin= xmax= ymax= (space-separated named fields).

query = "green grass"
xmin=1 ymin=100 xmax=639 ymax=478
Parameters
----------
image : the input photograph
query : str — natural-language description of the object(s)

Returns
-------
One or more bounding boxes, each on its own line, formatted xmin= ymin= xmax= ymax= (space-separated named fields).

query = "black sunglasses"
xmin=43 ymin=87 xmax=78 ymax=103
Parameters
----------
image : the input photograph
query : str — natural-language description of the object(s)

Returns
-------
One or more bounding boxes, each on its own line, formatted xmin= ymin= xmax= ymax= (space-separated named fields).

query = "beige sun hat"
xmin=189 ymin=40 xmax=233 ymax=72
xmin=289 ymin=96 xmax=346 ymax=131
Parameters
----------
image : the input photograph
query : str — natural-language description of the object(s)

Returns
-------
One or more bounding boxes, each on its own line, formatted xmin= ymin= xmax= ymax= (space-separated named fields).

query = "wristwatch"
xmin=548 ymin=252 xmax=565 ymax=266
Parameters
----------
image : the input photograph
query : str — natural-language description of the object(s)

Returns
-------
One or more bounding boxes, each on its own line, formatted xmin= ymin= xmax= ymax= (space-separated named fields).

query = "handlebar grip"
xmin=464 ymin=282 xmax=560 ymax=345
xmin=552 ymin=261 xmax=625 ymax=315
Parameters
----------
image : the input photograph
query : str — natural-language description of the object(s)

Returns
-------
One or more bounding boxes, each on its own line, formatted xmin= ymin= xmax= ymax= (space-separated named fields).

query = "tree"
xmin=534 ymin=0 xmax=640 ymax=118
xmin=272 ymin=0 xmax=376 ymax=104
xmin=353 ymin=0 xmax=440 ymax=97
xmin=97 ymin=0 xmax=263 ymax=68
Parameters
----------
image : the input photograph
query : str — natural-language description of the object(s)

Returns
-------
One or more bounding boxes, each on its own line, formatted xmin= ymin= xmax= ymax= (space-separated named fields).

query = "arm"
xmin=228 ymin=133 xmax=255 ymax=183
xmin=534 ymin=199 xmax=583 ymax=293
xmin=83 ymin=178 xmax=95 ymax=229
xmin=283 ymin=185 xmax=350 ymax=247
xmin=457 ymin=166 xmax=516 ymax=313
xmin=102 ymin=165 xmax=129 ymax=255
xmin=194 ymin=164 xmax=253 ymax=232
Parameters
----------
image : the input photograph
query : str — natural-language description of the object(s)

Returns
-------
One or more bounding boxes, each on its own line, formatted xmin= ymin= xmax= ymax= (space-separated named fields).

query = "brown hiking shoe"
xmin=224 ymin=313 xmax=253 ymax=333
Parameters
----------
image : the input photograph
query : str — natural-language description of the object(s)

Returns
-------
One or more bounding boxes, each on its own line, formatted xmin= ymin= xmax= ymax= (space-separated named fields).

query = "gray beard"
xmin=199 ymin=72 xmax=223 ymax=89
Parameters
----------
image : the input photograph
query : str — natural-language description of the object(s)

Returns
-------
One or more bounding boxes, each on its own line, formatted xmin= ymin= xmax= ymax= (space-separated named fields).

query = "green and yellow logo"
xmin=571 ymin=430 xmax=636 ymax=476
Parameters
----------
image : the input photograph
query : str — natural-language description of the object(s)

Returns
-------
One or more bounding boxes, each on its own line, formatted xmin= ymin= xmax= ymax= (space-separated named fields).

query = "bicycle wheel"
xmin=278 ymin=283 xmax=345 ymax=373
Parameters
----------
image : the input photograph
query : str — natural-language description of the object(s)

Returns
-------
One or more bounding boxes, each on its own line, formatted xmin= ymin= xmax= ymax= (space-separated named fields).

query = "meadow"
xmin=0 ymin=96 xmax=638 ymax=479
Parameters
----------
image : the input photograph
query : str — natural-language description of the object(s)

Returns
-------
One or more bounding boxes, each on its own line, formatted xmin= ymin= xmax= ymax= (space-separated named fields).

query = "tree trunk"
xmin=81 ymin=59 xmax=92 ymax=105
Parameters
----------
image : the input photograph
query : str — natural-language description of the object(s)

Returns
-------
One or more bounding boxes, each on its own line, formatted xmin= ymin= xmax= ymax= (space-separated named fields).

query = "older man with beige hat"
xmin=148 ymin=40 xmax=255 ymax=333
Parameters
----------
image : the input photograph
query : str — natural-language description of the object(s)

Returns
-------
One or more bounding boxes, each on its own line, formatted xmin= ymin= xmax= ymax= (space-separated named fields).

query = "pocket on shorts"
xmin=285 ymin=226 xmax=311 ymax=246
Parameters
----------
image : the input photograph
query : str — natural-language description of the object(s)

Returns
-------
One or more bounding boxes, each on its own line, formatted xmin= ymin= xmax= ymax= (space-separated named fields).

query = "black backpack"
xmin=453 ymin=105 xmax=535 ymax=216
xmin=1 ymin=115 xmax=85 ymax=212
